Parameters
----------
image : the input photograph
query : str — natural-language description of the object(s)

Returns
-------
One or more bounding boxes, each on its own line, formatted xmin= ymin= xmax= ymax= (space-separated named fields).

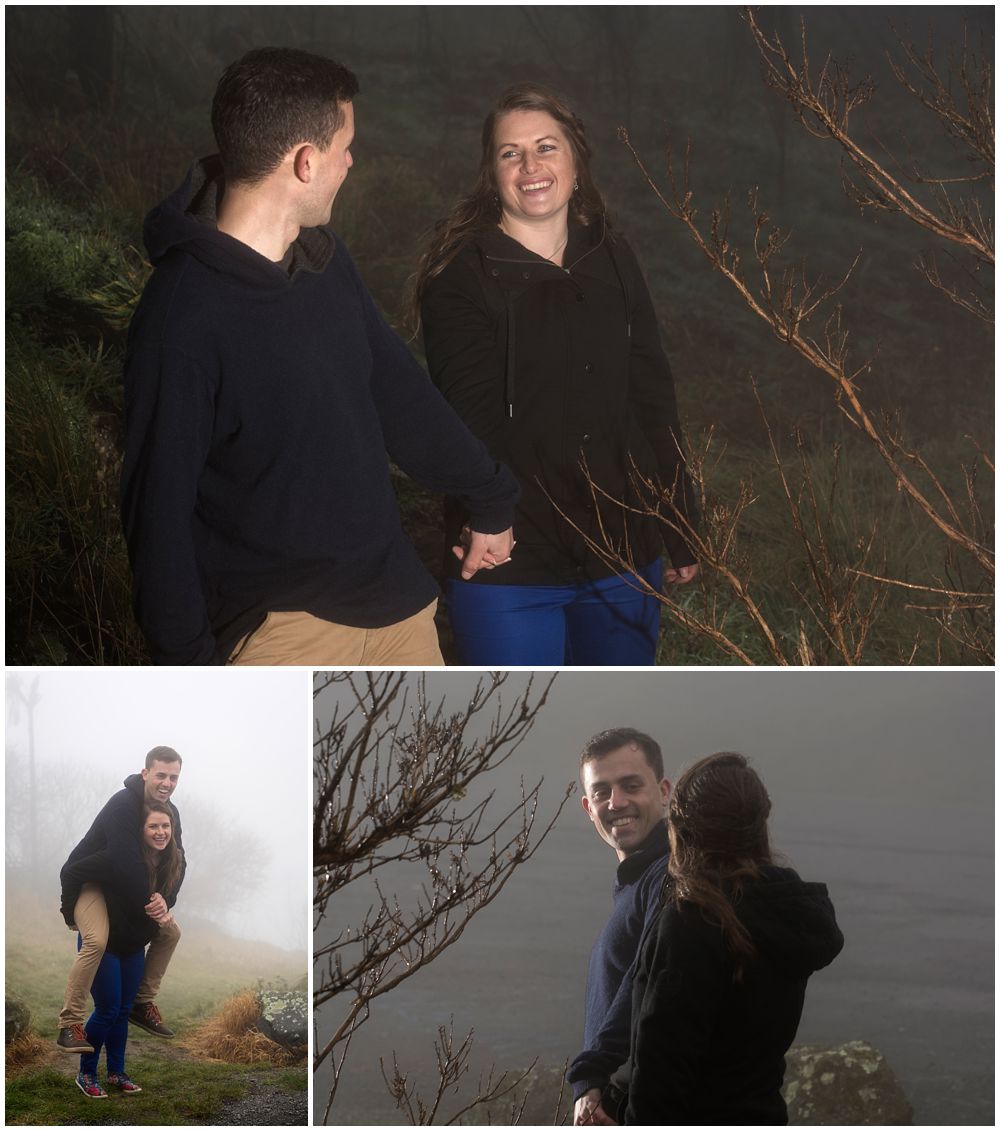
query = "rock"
xmin=255 ymin=988 xmax=307 ymax=1049
xmin=5 ymin=992 xmax=31 ymax=1042
xmin=784 ymin=1040 xmax=913 ymax=1125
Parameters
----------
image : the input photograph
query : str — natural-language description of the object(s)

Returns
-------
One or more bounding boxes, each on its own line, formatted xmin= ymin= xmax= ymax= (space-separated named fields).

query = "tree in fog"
xmin=590 ymin=9 xmax=994 ymax=665
xmin=313 ymin=671 xmax=571 ymax=1124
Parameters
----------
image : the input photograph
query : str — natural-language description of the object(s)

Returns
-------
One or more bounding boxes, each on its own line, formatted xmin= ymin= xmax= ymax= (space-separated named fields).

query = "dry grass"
xmin=184 ymin=990 xmax=303 ymax=1067
xmin=5 ymin=1033 xmax=49 ymax=1075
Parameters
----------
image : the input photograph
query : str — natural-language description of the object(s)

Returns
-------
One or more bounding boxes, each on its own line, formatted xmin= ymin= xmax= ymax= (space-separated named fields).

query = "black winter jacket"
xmin=60 ymin=774 xmax=185 ymax=917
xmin=421 ymin=221 xmax=698 ymax=585
xmin=609 ymin=865 xmax=844 ymax=1125
xmin=122 ymin=158 xmax=519 ymax=664
xmin=59 ymin=848 xmax=173 ymax=957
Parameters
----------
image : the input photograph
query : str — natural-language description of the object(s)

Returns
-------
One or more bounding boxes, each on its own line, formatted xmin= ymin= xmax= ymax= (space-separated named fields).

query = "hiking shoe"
xmin=57 ymin=1024 xmax=94 ymax=1053
xmin=75 ymin=1072 xmax=107 ymax=1099
xmin=129 ymin=1001 xmax=174 ymax=1037
xmin=107 ymin=1071 xmax=142 ymax=1095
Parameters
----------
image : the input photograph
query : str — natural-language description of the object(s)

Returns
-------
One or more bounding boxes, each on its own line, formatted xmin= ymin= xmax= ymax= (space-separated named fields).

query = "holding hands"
xmin=452 ymin=526 xmax=516 ymax=580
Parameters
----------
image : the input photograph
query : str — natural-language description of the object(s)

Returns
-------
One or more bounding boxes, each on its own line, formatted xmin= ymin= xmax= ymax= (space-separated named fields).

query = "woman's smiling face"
xmin=143 ymin=811 xmax=172 ymax=852
xmin=493 ymin=109 xmax=576 ymax=226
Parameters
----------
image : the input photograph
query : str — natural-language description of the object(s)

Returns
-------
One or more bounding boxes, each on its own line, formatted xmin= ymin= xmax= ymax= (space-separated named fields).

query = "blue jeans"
xmin=445 ymin=559 xmax=663 ymax=665
xmin=79 ymin=942 xmax=145 ymax=1076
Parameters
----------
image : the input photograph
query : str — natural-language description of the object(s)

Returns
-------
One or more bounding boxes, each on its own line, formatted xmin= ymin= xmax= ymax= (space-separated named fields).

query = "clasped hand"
xmin=145 ymin=892 xmax=172 ymax=924
xmin=452 ymin=526 xmax=516 ymax=580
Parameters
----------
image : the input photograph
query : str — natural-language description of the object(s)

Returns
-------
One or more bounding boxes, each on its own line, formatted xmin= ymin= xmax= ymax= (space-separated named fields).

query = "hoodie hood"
xmin=124 ymin=772 xmax=146 ymax=803
xmin=142 ymin=156 xmax=337 ymax=288
xmin=736 ymin=865 xmax=844 ymax=977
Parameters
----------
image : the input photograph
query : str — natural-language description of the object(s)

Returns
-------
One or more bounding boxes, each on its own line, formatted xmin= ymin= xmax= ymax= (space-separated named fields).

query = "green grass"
xmin=5 ymin=1056 xmax=307 ymax=1126
xmin=6 ymin=892 xmax=307 ymax=1125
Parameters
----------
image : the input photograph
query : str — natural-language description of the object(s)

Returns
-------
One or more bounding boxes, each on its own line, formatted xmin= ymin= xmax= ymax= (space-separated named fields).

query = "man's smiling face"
xmin=142 ymin=760 xmax=181 ymax=805
xmin=581 ymin=744 xmax=670 ymax=861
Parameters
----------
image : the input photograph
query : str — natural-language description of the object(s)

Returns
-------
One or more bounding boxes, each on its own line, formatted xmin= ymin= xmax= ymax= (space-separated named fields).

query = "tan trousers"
xmin=228 ymin=601 xmax=444 ymax=665
xmin=58 ymin=884 xmax=182 ymax=1027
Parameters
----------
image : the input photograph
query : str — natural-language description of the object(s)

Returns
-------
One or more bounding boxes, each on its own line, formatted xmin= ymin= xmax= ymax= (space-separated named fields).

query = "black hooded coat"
xmin=421 ymin=222 xmax=699 ymax=586
xmin=609 ymin=865 xmax=844 ymax=1125
xmin=122 ymin=158 xmax=519 ymax=664
xmin=59 ymin=773 xmax=186 ymax=952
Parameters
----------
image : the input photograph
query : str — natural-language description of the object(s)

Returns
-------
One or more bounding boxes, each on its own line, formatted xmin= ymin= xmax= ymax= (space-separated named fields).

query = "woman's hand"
xmin=664 ymin=563 xmax=699 ymax=585
xmin=145 ymin=892 xmax=170 ymax=922
xmin=574 ymin=1089 xmax=617 ymax=1125
xmin=452 ymin=526 xmax=516 ymax=579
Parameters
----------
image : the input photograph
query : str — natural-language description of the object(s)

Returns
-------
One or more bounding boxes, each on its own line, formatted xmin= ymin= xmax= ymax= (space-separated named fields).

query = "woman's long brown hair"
xmin=666 ymin=752 xmax=774 ymax=968
xmin=142 ymin=802 xmax=183 ymax=902
xmin=406 ymin=82 xmax=611 ymax=333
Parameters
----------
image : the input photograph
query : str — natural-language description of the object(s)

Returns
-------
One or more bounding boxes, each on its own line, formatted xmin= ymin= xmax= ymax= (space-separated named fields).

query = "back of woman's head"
xmin=669 ymin=751 xmax=772 ymax=872
xmin=667 ymin=752 xmax=774 ymax=966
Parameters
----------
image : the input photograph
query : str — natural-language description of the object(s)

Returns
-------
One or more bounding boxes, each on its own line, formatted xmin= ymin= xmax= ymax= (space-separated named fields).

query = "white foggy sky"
xmin=5 ymin=667 xmax=310 ymax=951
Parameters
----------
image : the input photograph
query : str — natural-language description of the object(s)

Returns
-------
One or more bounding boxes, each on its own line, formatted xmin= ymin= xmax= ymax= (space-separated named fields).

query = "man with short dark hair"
xmin=56 ymin=747 xmax=186 ymax=1052
xmin=121 ymin=47 xmax=518 ymax=665
xmin=567 ymin=728 xmax=671 ymax=1125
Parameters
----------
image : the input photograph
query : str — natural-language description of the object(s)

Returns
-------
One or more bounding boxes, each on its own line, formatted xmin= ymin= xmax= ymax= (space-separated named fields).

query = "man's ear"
xmin=581 ymin=794 xmax=594 ymax=820
xmin=293 ymin=144 xmax=314 ymax=183
xmin=660 ymin=778 xmax=671 ymax=808
xmin=141 ymin=768 xmax=149 ymax=783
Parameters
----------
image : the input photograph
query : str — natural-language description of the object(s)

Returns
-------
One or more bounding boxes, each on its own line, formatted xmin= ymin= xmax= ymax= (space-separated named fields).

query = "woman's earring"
xmin=574 ymin=179 xmax=580 ymax=191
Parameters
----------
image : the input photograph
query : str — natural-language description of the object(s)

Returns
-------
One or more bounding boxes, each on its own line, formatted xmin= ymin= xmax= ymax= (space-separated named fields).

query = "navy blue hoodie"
xmin=121 ymin=158 xmax=518 ymax=664
xmin=567 ymin=822 xmax=671 ymax=1099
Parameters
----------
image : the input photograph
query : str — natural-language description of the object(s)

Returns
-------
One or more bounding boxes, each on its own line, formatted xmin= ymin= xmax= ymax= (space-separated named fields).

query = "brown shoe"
xmin=57 ymin=1024 xmax=94 ymax=1053
xmin=129 ymin=1001 xmax=174 ymax=1037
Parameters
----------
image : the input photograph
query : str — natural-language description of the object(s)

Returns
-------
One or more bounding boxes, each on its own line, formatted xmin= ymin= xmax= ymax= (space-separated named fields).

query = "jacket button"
xmin=584 ymin=362 xmax=594 ymax=373
xmin=490 ymin=268 xmax=500 ymax=278
xmin=521 ymin=271 xmax=531 ymax=280
xmin=582 ymin=433 xmax=591 ymax=442
xmin=576 ymin=292 xmax=585 ymax=302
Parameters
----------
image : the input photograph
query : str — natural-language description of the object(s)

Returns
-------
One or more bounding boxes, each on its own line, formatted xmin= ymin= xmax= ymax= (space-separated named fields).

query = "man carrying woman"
xmin=61 ymin=798 xmax=185 ymax=1097
xmin=56 ymin=747 xmax=186 ymax=1057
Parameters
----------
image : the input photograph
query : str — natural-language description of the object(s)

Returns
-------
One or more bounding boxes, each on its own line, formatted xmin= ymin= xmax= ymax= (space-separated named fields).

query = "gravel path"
xmin=208 ymin=1073 xmax=308 ymax=1126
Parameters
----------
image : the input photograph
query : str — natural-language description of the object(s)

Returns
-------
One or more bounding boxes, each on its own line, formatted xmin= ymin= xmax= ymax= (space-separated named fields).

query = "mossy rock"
xmin=784 ymin=1040 xmax=913 ymax=1125
xmin=6 ymin=992 xmax=32 ymax=1042
xmin=255 ymin=988 xmax=307 ymax=1049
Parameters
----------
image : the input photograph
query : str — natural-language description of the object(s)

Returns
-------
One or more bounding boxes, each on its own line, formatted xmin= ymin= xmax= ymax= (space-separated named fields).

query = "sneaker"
xmin=57 ymin=1025 xmax=95 ymax=1053
xmin=75 ymin=1072 xmax=107 ymax=1099
xmin=107 ymin=1071 xmax=142 ymax=1095
xmin=129 ymin=1001 xmax=174 ymax=1038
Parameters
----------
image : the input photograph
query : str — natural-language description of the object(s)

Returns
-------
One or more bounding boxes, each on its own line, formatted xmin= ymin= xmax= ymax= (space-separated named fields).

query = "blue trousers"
xmin=445 ymin=559 xmax=663 ymax=666
xmin=79 ymin=942 xmax=145 ymax=1076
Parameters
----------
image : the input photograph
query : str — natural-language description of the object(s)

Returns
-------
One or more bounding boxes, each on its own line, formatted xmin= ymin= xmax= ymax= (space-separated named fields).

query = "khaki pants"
xmin=58 ymin=884 xmax=182 ymax=1027
xmin=228 ymin=601 xmax=444 ymax=665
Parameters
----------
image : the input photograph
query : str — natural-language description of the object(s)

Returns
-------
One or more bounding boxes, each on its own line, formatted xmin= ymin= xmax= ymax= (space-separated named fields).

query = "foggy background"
xmin=7 ymin=3 xmax=992 ymax=381
xmin=6 ymin=667 xmax=310 ymax=954
xmin=315 ymin=670 xmax=994 ymax=1125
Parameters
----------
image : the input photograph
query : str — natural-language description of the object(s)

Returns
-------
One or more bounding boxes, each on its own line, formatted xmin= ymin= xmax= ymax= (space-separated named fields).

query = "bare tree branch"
xmin=313 ymin=672 xmax=572 ymax=1123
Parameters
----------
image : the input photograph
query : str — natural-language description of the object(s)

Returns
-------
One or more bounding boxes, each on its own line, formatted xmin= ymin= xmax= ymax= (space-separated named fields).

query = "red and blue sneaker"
xmin=107 ymin=1071 xmax=142 ymax=1095
xmin=75 ymin=1072 xmax=107 ymax=1099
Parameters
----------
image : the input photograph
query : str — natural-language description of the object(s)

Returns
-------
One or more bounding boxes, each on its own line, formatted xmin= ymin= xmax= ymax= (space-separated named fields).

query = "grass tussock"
xmin=5 ymin=1034 xmax=48 ymax=1075
xmin=185 ymin=991 xmax=303 ymax=1067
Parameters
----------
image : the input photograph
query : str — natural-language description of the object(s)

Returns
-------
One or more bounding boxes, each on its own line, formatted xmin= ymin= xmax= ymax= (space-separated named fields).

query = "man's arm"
xmin=121 ymin=336 xmax=220 ymax=665
xmin=343 ymin=250 xmax=519 ymax=547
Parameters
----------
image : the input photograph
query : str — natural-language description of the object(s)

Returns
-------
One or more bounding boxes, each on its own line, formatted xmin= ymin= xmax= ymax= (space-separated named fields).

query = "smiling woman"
xmin=413 ymin=83 xmax=701 ymax=667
